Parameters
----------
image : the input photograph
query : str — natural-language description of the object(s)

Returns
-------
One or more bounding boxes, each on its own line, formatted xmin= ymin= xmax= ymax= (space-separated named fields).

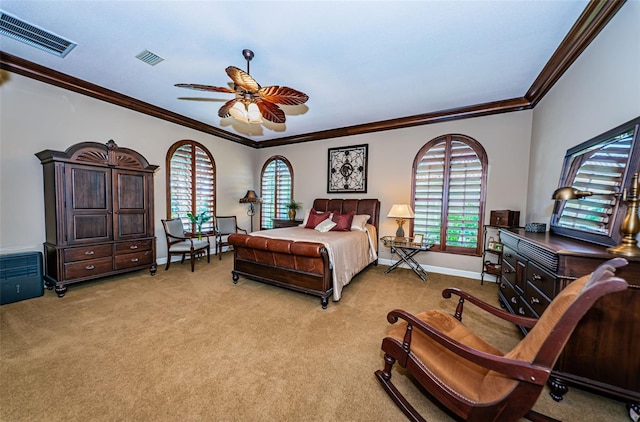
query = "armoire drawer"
xmin=64 ymin=244 xmax=113 ymax=262
xmin=115 ymin=250 xmax=153 ymax=270
xmin=64 ymin=257 xmax=113 ymax=279
xmin=116 ymin=239 xmax=152 ymax=254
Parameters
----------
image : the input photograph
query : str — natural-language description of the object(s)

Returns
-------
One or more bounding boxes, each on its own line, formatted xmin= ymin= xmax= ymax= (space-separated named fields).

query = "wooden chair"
xmin=161 ymin=218 xmax=210 ymax=272
xmin=215 ymin=216 xmax=247 ymax=260
xmin=375 ymin=258 xmax=629 ymax=422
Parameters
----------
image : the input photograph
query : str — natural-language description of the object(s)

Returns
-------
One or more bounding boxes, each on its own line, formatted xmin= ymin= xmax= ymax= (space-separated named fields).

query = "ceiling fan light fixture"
xmin=229 ymin=101 xmax=262 ymax=124
xmin=247 ymin=102 xmax=262 ymax=124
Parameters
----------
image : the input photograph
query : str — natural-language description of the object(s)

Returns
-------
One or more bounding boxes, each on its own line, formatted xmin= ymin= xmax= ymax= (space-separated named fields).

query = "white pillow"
xmin=314 ymin=218 xmax=337 ymax=232
xmin=351 ymin=214 xmax=370 ymax=231
xmin=299 ymin=209 xmax=311 ymax=227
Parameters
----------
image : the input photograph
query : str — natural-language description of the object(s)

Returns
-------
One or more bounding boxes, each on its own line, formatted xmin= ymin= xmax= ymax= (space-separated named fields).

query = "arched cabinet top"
xmin=36 ymin=139 xmax=159 ymax=172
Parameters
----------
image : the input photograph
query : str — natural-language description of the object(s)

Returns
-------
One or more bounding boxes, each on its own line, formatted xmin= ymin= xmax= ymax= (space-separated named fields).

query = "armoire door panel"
xmin=117 ymin=214 xmax=146 ymax=237
xmin=66 ymin=165 xmax=112 ymax=244
xmin=113 ymin=170 xmax=150 ymax=240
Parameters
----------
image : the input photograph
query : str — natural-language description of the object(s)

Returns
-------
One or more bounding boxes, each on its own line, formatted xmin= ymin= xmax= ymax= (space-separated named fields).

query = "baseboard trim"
xmin=377 ymin=258 xmax=487 ymax=281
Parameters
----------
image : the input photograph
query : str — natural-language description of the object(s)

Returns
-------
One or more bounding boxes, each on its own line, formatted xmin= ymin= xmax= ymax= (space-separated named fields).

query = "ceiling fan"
xmin=175 ymin=49 xmax=309 ymax=124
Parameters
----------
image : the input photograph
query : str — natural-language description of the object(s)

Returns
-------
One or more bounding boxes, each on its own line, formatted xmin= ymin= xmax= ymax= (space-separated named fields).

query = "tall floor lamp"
xmin=239 ymin=190 xmax=261 ymax=232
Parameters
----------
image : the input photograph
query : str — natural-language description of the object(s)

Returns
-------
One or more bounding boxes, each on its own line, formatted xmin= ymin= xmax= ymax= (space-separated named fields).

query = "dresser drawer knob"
xmin=533 ymin=273 xmax=542 ymax=281
xmin=131 ymin=258 xmax=139 ymax=263
xmin=530 ymin=297 xmax=540 ymax=304
xmin=505 ymin=253 xmax=512 ymax=258
xmin=500 ymin=283 xmax=506 ymax=289
xmin=85 ymin=265 xmax=95 ymax=270
xmin=511 ymin=297 xmax=517 ymax=304
xmin=84 ymin=250 xmax=95 ymax=255
xmin=129 ymin=245 xmax=138 ymax=249
xmin=518 ymin=307 xmax=526 ymax=315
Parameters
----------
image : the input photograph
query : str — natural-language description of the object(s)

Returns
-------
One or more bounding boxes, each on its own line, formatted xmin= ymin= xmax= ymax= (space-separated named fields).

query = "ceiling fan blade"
xmin=256 ymin=100 xmax=286 ymax=124
xmin=218 ymin=99 xmax=238 ymax=118
xmin=226 ymin=66 xmax=261 ymax=92
xmin=258 ymin=86 xmax=309 ymax=105
xmin=175 ymin=83 xmax=235 ymax=93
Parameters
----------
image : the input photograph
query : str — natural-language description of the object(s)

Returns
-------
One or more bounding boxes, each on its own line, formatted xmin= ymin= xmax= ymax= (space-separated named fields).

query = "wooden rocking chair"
xmin=375 ymin=258 xmax=629 ymax=422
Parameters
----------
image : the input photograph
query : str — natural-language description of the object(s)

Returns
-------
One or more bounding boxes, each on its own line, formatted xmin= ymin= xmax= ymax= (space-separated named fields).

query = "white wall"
xmin=2 ymin=0 xmax=637 ymax=277
xmin=528 ymin=1 xmax=640 ymax=226
xmin=0 ymin=73 xmax=254 ymax=259
xmin=255 ymin=110 xmax=533 ymax=277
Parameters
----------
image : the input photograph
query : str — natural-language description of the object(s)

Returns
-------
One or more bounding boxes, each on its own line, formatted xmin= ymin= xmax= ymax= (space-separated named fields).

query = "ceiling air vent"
xmin=135 ymin=49 xmax=164 ymax=66
xmin=0 ymin=10 xmax=76 ymax=58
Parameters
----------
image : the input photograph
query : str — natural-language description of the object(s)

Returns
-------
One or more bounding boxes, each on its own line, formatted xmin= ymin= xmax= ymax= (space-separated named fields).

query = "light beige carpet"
xmin=0 ymin=255 xmax=629 ymax=421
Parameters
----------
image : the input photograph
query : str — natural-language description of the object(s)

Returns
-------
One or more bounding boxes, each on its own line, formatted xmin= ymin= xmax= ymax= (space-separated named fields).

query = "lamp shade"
xmin=239 ymin=190 xmax=261 ymax=203
xmin=387 ymin=204 xmax=415 ymax=219
xmin=551 ymin=187 xmax=593 ymax=200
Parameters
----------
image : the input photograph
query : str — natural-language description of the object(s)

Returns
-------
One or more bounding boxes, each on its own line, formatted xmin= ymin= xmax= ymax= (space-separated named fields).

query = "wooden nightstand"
xmin=273 ymin=219 xmax=302 ymax=228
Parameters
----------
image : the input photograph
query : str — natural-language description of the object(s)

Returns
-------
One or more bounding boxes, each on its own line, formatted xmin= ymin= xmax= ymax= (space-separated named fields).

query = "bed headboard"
xmin=312 ymin=198 xmax=381 ymax=234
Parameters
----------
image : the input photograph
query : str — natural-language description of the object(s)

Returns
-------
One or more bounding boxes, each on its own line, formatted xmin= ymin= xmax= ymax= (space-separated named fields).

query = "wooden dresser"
xmin=36 ymin=140 xmax=159 ymax=297
xmin=498 ymin=228 xmax=639 ymax=404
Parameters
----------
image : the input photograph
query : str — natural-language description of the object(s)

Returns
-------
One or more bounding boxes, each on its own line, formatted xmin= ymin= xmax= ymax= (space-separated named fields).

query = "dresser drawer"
xmin=527 ymin=261 xmax=557 ymax=299
xmin=115 ymin=250 xmax=153 ymax=270
xmin=64 ymin=244 xmax=112 ymax=262
xmin=499 ymin=277 xmax=519 ymax=313
xmin=525 ymin=281 xmax=552 ymax=317
xmin=501 ymin=247 xmax=521 ymax=271
xmin=64 ymin=257 xmax=113 ymax=279
xmin=116 ymin=239 xmax=152 ymax=254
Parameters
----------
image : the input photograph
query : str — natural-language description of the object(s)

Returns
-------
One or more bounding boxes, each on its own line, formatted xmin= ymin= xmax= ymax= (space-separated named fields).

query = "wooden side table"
xmin=273 ymin=219 xmax=302 ymax=228
xmin=382 ymin=236 xmax=433 ymax=281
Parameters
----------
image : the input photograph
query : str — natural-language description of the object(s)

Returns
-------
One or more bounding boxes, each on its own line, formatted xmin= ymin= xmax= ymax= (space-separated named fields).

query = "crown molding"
xmin=0 ymin=1 xmax=624 ymax=148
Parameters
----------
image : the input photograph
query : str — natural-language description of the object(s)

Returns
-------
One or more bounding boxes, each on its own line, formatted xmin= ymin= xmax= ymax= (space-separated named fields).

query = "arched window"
xmin=260 ymin=156 xmax=293 ymax=230
xmin=166 ymin=140 xmax=216 ymax=234
xmin=412 ymin=134 xmax=488 ymax=255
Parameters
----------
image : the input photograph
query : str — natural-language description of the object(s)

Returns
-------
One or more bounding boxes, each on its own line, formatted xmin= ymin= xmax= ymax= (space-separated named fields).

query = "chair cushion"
xmin=479 ymin=272 xmax=591 ymax=400
xmin=169 ymin=239 xmax=209 ymax=252
xmin=387 ymin=310 xmax=506 ymax=403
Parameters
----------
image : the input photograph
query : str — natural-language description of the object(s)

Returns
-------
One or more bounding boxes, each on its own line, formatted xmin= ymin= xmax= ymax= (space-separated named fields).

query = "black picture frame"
xmin=327 ymin=144 xmax=368 ymax=193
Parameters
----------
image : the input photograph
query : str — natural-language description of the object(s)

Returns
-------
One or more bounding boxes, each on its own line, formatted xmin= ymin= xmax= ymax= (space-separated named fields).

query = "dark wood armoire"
xmin=36 ymin=140 xmax=159 ymax=297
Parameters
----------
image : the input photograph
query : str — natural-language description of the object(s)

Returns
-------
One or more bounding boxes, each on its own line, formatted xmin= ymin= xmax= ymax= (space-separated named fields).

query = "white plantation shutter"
xmin=413 ymin=135 xmax=487 ymax=255
xmin=556 ymin=130 xmax=633 ymax=234
xmin=167 ymin=141 xmax=215 ymax=234
xmin=260 ymin=157 xmax=293 ymax=229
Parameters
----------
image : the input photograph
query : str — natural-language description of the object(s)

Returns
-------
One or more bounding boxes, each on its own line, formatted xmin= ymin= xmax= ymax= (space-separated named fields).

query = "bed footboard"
xmin=228 ymin=233 xmax=333 ymax=308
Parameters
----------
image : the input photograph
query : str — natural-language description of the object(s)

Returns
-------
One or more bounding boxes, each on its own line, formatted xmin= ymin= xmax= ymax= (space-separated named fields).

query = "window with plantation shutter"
xmin=553 ymin=129 xmax=634 ymax=235
xmin=166 ymin=140 xmax=215 ymax=234
xmin=260 ymin=156 xmax=293 ymax=230
xmin=412 ymin=134 xmax=487 ymax=255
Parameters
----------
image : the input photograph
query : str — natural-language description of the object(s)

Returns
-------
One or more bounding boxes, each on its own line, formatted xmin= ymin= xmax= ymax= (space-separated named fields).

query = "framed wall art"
xmin=327 ymin=144 xmax=368 ymax=193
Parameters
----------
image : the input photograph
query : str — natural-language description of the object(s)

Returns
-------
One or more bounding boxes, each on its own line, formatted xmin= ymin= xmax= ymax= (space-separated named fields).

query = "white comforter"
xmin=250 ymin=225 xmax=378 ymax=301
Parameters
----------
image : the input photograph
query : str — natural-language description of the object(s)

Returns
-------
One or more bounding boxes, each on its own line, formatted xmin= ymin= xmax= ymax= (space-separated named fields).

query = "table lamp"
xmin=387 ymin=204 xmax=415 ymax=237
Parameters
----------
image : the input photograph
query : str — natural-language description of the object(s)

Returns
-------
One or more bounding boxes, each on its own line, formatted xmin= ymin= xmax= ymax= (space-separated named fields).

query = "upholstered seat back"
xmin=478 ymin=271 xmax=591 ymax=402
xmin=217 ymin=217 xmax=238 ymax=235
xmin=165 ymin=219 xmax=185 ymax=239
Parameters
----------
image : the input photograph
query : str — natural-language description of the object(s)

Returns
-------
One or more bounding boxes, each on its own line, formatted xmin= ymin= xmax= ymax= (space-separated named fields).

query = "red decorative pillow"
xmin=304 ymin=210 xmax=331 ymax=228
xmin=330 ymin=211 xmax=354 ymax=231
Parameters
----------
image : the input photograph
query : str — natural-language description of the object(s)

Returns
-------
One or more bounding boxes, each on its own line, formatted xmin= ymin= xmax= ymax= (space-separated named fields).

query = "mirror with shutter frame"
xmin=550 ymin=116 xmax=640 ymax=246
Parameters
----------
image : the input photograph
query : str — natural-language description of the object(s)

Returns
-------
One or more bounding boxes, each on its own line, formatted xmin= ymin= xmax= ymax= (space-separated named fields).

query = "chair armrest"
xmin=166 ymin=233 xmax=191 ymax=242
xmin=237 ymin=227 xmax=247 ymax=234
xmin=442 ymin=288 xmax=538 ymax=329
xmin=386 ymin=309 xmax=549 ymax=384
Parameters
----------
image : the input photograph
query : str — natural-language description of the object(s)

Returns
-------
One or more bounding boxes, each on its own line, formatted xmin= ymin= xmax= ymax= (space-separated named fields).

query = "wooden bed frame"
xmin=228 ymin=198 xmax=380 ymax=308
